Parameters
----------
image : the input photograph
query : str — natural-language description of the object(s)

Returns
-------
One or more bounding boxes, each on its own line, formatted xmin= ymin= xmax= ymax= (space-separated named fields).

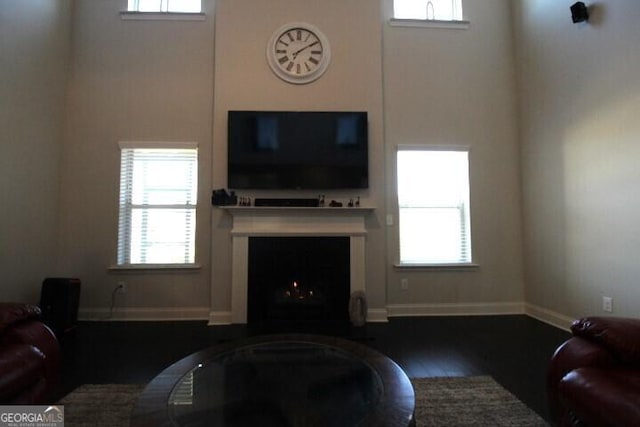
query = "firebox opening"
xmin=248 ymin=237 xmax=350 ymax=326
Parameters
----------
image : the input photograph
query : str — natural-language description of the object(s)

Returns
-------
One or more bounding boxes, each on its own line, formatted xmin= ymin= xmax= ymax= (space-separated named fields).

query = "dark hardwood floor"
xmin=52 ymin=315 xmax=569 ymax=423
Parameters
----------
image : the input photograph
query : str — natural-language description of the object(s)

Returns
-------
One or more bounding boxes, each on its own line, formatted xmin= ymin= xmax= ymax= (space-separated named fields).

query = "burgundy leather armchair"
xmin=548 ymin=316 xmax=640 ymax=426
xmin=0 ymin=303 xmax=60 ymax=404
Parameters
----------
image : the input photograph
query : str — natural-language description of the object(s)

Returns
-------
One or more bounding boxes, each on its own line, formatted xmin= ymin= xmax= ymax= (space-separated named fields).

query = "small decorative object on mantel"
xmin=211 ymin=189 xmax=237 ymax=206
xmin=329 ymin=200 xmax=343 ymax=207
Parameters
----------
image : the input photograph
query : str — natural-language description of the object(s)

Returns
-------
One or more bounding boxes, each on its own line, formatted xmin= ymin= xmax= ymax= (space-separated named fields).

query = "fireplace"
xmin=248 ymin=237 xmax=350 ymax=325
xmin=212 ymin=206 xmax=372 ymax=325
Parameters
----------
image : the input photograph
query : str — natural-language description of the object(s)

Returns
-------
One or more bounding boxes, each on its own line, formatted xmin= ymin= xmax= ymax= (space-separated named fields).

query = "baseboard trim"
xmin=387 ymin=302 xmax=525 ymax=317
xmin=78 ymin=303 xmax=573 ymax=330
xmin=524 ymin=303 xmax=573 ymax=331
xmin=367 ymin=308 xmax=389 ymax=323
xmin=203 ymin=309 xmax=389 ymax=325
xmin=79 ymin=307 xmax=210 ymax=322
xmin=208 ymin=311 xmax=233 ymax=325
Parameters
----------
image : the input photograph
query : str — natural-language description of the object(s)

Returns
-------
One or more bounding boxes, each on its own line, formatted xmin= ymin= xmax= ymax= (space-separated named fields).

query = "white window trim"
xmin=388 ymin=18 xmax=470 ymax=30
xmin=119 ymin=141 xmax=198 ymax=150
xmin=390 ymin=0 xmax=469 ymax=29
xmin=398 ymin=144 xmax=470 ymax=152
xmin=395 ymin=145 xmax=476 ymax=269
xmin=109 ymin=263 xmax=201 ymax=271
xmin=122 ymin=0 xmax=204 ymax=19
xmin=114 ymin=141 xmax=199 ymax=270
xmin=120 ymin=11 xmax=205 ymax=21
xmin=393 ymin=262 xmax=479 ymax=270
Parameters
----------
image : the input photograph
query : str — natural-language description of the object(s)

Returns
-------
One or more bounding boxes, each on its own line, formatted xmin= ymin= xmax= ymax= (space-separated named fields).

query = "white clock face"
xmin=267 ymin=23 xmax=331 ymax=85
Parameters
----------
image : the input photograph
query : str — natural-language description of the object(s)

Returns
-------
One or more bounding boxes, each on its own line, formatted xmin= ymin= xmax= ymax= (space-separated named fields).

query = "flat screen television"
xmin=227 ymin=111 xmax=368 ymax=190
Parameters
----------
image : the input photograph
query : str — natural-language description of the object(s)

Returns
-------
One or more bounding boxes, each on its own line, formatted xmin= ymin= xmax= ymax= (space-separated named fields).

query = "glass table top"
xmin=130 ymin=334 xmax=415 ymax=427
xmin=167 ymin=340 xmax=384 ymax=427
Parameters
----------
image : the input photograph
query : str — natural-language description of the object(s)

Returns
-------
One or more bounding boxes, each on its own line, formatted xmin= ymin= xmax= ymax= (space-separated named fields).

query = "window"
xmin=397 ymin=148 xmax=472 ymax=265
xmin=393 ymin=0 xmax=463 ymax=21
xmin=127 ymin=0 xmax=201 ymax=13
xmin=117 ymin=142 xmax=198 ymax=266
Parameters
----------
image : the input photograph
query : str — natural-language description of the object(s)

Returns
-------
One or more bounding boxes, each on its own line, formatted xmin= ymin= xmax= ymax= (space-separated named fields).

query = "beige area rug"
xmin=412 ymin=376 xmax=548 ymax=427
xmin=59 ymin=376 xmax=548 ymax=426
xmin=58 ymin=384 xmax=145 ymax=427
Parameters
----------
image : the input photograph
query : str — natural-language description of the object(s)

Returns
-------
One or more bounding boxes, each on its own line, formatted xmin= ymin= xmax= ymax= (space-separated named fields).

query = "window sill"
xmin=109 ymin=263 xmax=201 ymax=272
xmin=388 ymin=18 xmax=470 ymax=30
xmin=394 ymin=262 xmax=479 ymax=271
xmin=120 ymin=12 xmax=206 ymax=21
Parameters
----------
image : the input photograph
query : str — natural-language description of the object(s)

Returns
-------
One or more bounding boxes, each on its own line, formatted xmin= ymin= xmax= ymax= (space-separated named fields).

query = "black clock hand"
xmin=292 ymin=40 xmax=320 ymax=59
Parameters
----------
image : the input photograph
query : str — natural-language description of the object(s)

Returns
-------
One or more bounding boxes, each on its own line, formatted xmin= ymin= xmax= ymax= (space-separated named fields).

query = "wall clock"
xmin=266 ymin=22 xmax=331 ymax=85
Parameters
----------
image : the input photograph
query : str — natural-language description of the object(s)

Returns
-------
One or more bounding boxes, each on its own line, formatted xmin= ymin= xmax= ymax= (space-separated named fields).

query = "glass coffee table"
xmin=131 ymin=334 xmax=415 ymax=427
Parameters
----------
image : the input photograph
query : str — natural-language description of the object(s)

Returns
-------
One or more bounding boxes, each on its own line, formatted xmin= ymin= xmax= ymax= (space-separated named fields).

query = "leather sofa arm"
xmin=3 ymin=321 xmax=60 ymax=389
xmin=547 ymin=336 xmax=616 ymax=424
xmin=571 ymin=316 xmax=640 ymax=364
xmin=0 ymin=303 xmax=60 ymax=403
xmin=0 ymin=303 xmax=41 ymax=332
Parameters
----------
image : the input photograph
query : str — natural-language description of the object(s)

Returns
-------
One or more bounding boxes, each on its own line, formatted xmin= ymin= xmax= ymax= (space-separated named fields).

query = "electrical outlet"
xmin=116 ymin=281 xmax=127 ymax=293
xmin=386 ymin=214 xmax=394 ymax=226
xmin=602 ymin=296 xmax=612 ymax=313
xmin=400 ymin=278 xmax=409 ymax=291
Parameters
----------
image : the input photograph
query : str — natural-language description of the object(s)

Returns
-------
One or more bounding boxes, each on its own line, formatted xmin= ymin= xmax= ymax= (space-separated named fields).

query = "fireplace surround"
xmin=218 ymin=206 xmax=372 ymax=324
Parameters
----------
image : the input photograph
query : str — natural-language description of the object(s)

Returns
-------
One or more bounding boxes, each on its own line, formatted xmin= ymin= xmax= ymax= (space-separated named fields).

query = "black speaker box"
xmin=254 ymin=198 xmax=320 ymax=207
xmin=571 ymin=2 xmax=589 ymax=23
xmin=40 ymin=277 xmax=81 ymax=337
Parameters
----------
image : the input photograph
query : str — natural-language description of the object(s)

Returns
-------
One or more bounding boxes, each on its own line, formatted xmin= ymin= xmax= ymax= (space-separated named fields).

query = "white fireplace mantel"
xmin=218 ymin=206 xmax=374 ymax=324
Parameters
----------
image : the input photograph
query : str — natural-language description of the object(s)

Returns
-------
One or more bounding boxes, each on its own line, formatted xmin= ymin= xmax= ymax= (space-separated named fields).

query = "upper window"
xmin=117 ymin=142 xmax=198 ymax=266
xmin=394 ymin=0 xmax=463 ymax=21
xmin=397 ymin=148 xmax=472 ymax=265
xmin=127 ymin=0 xmax=201 ymax=13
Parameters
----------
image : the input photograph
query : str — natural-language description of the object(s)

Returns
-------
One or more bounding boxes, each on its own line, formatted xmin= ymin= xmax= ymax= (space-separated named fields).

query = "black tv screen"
xmin=228 ymin=111 xmax=368 ymax=190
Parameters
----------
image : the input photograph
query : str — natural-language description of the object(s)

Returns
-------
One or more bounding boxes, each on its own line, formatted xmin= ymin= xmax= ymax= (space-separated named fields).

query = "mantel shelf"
xmin=219 ymin=206 xmax=375 ymax=214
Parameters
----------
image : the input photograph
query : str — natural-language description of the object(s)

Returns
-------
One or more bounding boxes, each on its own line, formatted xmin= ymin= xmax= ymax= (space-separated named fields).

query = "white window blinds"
xmin=127 ymin=0 xmax=201 ymax=13
xmin=393 ymin=0 xmax=463 ymax=21
xmin=397 ymin=148 xmax=472 ymax=264
xmin=117 ymin=143 xmax=198 ymax=265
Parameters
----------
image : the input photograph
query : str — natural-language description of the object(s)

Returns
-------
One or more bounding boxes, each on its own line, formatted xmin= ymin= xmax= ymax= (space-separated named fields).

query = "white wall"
xmin=515 ymin=0 xmax=640 ymax=324
xmin=7 ymin=0 xmax=636 ymax=324
xmin=0 ymin=0 xmax=71 ymax=302
xmin=383 ymin=0 xmax=525 ymax=316
xmin=10 ymin=0 xmax=534 ymax=321
xmin=57 ymin=0 xmax=215 ymax=318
